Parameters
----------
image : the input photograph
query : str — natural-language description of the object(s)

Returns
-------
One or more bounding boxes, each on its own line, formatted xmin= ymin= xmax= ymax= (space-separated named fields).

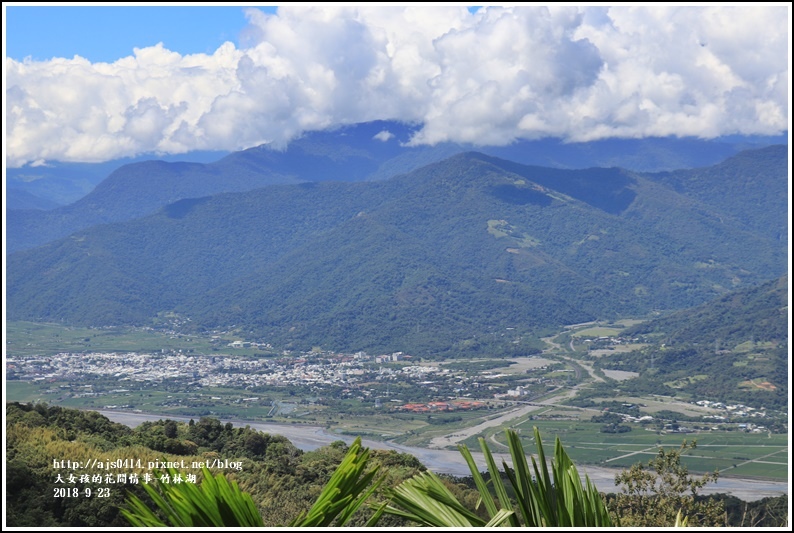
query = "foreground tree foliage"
xmin=608 ymin=440 xmax=725 ymax=527
xmin=123 ymin=427 xmax=614 ymax=527
xmin=5 ymin=403 xmax=421 ymax=527
xmin=720 ymin=494 xmax=789 ymax=527
xmin=287 ymin=438 xmax=384 ymax=527
xmin=7 ymin=403 xmax=786 ymax=527
xmin=122 ymin=438 xmax=384 ymax=527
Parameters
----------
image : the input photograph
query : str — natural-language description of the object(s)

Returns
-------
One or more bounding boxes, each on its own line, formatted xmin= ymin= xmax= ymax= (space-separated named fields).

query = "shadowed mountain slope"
xmin=7 ymin=152 xmax=787 ymax=355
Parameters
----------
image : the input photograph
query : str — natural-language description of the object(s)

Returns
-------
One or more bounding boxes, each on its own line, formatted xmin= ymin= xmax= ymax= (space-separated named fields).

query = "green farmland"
xmin=6 ymin=321 xmax=270 ymax=357
xmin=461 ymin=418 xmax=788 ymax=481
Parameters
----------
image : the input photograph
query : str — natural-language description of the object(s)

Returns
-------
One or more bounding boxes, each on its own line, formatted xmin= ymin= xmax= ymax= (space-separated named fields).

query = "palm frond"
xmin=124 ymin=437 xmax=382 ymax=528
xmin=289 ymin=436 xmax=384 ymax=527
xmin=121 ymin=465 xmax=264 ymax=527
xmin=378 ymin=426 xmax=613 ymax=528
xmin=381 ymin=470 xmax=513 ymax=527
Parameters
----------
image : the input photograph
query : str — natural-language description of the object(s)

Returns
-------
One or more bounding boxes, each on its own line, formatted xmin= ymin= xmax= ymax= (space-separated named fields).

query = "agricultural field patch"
xmin=588 ymin=343 xmax=647 ymax=357
xmin=486 ymin=219 xmax=540 ymax=247
xmin=739 ymin=378 xmax=777 ymax=391
xmin=458 ymin=418 xmax=787 ymax=480
xmin=721 ymin=461 xmax=790 ymax=479
xmin=5 ymin=321 xmax=250 ymax=357
xmin=733 ymin=341 xmax=776 ymax=353
xmin=494 ymin=356 xmax=558 ymax=373
xmin=4 ymin=381 xmax=49 ymax=403
xmin=601 ymin=369 xmax=639 ymax=381
xmin=572 ymin=327 xmax=623 ymax=338
xmin=530 ymin=407 xmax=590 ymax=420
xmin=587 ymin=396 xmax=720 ymax=418
xmin=613 ymin=319 xmax=646 ymax=328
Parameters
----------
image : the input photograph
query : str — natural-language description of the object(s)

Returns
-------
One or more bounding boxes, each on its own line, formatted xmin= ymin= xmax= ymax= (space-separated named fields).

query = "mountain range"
xmin=5 ymin=121 xmax=787 ymax=254
xmin=6 ymin=141 xmax=787 ymax=356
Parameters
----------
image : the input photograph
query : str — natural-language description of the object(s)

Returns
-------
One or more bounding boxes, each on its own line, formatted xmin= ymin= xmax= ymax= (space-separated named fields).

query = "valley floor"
xmin=6 ymin=319 xmax=788 ymax=498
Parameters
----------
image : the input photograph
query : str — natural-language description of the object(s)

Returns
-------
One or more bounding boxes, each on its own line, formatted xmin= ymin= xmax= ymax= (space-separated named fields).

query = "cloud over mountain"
xmin=6 ymin=5 xmax=789 ymax=167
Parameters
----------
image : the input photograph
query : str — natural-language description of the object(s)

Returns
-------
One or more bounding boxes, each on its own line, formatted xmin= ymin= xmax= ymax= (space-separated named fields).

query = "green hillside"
xmin=647 ymin=145 xmax=788 ymax=243
xmin=589 ymin=276 xmax=788 ymax=409
xmin=624 ymin=275 xmax=788 ymax=344
xmin=6 ymin=152 xmax=787 ymax=356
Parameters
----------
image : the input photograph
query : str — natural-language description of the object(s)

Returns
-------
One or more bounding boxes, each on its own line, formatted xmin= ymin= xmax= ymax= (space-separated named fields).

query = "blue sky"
xmin=5 ymin=5 xmax=483 ymax=63
xmin=5 ymin=6 xmax=277 ymax=63
xmin=4 ymin=4 xmax=789 ymax=167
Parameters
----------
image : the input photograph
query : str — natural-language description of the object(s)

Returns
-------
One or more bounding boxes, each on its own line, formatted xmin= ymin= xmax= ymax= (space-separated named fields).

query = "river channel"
xmin=98 ymin=410 xmax=788 ymax=502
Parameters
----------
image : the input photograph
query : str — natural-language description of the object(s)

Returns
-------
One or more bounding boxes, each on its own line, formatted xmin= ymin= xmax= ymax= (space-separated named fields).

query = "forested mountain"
xmin=6 ymin=158 xmax=297 ymax=254
xmin=6 ymin=160 xmax=127 ymax=207
xmin=6 ymin=121 xmax=414 ymax=253
xmin=6 ymin=188 xmax=61 ymax=210
xmin=624 ymin=275 xmax=788 ymax=345
xmin=6 ymin=121 xmax=785 ymax=253
xmin=7 ymin=123 xmax=780 ymax=210
xmin=593 ymin=276 xmax=789 ymax=409
xmin=5 ymin=150 xmax=230 ymax=206
xmin=7 ymin=151 xmax=787 ymax=356
xmin=645 ymin=145 xmax=788 ymax=243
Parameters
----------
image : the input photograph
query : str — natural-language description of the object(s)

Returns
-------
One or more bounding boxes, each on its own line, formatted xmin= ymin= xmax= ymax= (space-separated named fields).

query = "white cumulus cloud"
xmin=373 ymin=130 xmax=394 ymax=142
xmin=5 ymin=5 xmax=789 ymax=167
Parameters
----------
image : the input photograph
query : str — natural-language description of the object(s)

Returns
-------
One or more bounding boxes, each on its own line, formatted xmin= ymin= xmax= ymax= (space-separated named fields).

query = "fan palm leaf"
xmin=378 ymin=426 xmax=613 ymax=527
